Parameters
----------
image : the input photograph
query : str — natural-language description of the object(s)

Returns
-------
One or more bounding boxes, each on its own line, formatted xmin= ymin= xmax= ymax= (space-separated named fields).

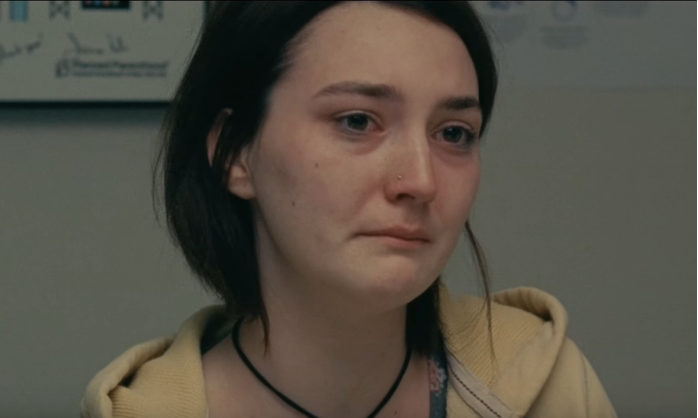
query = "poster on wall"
xmin=0 ymin=1 xmax=207 ymax=103
xmin=471 ymin=1 xmax=694 ymax=87
xmin=1 ymin=1 xmax=693 ymax=103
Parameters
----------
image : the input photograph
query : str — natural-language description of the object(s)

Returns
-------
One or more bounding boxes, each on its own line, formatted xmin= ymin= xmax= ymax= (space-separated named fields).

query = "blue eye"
xmin=335 ymin=113 xmax=478 ymax=150
xmin=336 ymin=112 xmax=374 ymax=134
xmin=438 ymin=126 xmax=478 ymax=150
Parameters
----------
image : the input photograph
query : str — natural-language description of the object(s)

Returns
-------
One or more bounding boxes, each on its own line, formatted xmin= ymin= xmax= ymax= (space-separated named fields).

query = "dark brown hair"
xmin=153 ymin=1 xmax=497 ymax=357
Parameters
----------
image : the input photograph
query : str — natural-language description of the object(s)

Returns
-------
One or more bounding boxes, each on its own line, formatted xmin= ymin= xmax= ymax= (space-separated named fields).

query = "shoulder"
xmin=442 ymin=285 xmax=568 ymax=327
xmin=525 ymin=337 xmax=618 ymax=417
xmin=81 ymin=304 xmax=232 ymax=418
xmin=440 ymin=284 xmax=616 ymax=417
xmin=439 ymin=285 xmax=569 ymax=379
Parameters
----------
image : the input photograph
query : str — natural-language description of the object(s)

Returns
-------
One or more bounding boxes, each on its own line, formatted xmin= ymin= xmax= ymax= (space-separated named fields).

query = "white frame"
xmin=0 ymin=1 xmax=207 ymax=103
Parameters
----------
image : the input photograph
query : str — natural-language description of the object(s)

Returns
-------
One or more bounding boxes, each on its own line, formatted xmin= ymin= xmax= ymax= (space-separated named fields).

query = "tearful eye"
xmin=437 ymin=125 xmax=478 ymax=150
xmin=341 ymin=113 xmax=370 ymax=132
xmin=442 ymin=126 xmax=465 ymax=143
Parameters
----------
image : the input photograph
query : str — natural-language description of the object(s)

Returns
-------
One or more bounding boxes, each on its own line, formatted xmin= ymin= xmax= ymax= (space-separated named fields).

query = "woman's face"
xmin=232 ymin=2 xmax=482 ymax=313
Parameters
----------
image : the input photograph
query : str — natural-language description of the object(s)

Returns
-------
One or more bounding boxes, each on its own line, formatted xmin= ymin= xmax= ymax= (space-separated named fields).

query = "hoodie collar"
xmin=82 ymin=285 xmax=567 ymax=418
xmin=439 ymin=283 xmax=568 ymax=417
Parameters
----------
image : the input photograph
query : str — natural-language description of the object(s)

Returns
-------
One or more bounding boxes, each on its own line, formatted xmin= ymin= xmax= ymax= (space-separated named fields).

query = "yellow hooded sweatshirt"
xmin=80 ymin=284 xmax=617 ymax=418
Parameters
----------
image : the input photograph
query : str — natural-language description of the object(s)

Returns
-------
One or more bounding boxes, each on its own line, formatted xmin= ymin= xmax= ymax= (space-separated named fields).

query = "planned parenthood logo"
xmin=55 ymin=56 xmax=169 ymax=78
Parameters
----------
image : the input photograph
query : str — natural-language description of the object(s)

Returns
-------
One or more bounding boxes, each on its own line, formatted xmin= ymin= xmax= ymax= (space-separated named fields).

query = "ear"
xmin=206 ymin=108 xmax=232 ymax=167
xmin=206 ymin=108 xmax=256 ymax=200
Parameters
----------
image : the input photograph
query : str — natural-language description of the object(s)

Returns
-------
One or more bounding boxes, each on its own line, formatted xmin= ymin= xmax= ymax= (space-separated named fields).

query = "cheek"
xmin=302 ymin=159 xmax=369 ymax=226
xmin=443 ymin=165 xmax=480 ymax=219
xmin=433 ymin=173 xmax=479 ymax=265
xmin=253 ymin=132 xmax=349 ymax=231
xmin=248 ymin=136 xmax=307 ymax=233
xmin=435 ymin=165 xmax=480 ymax=256
xmin=463 ymin=170 xmax=480 ymax=215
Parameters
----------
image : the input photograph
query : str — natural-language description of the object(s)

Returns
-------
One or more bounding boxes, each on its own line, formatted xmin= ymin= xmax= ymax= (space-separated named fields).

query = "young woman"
xmin=81 ymin=2 xmax=616 ymax=417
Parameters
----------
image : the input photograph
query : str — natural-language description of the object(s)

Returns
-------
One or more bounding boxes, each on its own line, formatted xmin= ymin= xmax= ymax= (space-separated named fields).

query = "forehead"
xmin=276 ymin=2 xmax=478 ymax=102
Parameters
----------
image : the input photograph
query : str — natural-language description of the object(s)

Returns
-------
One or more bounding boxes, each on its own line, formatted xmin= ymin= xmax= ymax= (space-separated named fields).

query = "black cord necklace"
xmin=231 ymin=317 xmax=412 ymax=418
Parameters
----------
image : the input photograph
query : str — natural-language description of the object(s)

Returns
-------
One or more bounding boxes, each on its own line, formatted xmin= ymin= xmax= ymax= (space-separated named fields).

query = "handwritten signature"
xmin=65 ymin=32 xmax=128 ymax=56
xmin=0 ymin=33 xmax=43 ymax=66
xmin=0 ymin=32 xmax=128 ymax=68
xmin=108 ymin=34 xmax=128 ymax=53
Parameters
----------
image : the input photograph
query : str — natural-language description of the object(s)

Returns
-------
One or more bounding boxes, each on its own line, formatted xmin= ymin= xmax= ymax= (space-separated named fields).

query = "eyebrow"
xmin=312 ymin=81 xmax=481 ymax=112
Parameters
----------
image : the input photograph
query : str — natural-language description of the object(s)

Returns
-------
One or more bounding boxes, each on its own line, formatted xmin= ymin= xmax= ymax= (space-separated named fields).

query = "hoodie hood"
xmin=81 ymin=285 xmax=612 ymax=418
xmin=440 ymin=286 xmax=568 ymax=417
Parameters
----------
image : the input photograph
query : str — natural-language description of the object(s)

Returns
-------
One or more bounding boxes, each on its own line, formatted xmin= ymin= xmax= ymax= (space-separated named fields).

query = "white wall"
xmin=0 ymin=85 xmax=693 ymax=417
xmin=443 ymin=87 xmax=694 ymax=417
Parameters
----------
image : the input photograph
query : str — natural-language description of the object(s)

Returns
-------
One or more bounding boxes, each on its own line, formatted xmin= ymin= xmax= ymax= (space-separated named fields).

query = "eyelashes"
xmin=334 ymin=111 xmax=479 ymax=150
xmin=439 ymin=126 xmax=478 ymax=150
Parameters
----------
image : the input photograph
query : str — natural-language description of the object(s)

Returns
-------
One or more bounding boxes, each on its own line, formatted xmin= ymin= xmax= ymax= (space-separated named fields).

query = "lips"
xmin=363 ymin=225 xmax=429 ymax=241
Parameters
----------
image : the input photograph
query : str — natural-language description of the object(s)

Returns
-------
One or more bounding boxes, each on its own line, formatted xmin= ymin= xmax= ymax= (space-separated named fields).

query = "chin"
xmin=352 ymin=269 xmax=435 ymax=311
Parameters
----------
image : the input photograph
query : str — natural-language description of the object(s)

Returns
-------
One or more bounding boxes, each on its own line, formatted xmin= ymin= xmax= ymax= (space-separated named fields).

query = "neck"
xmin=235 ymin=278 xmax=428 ymax=418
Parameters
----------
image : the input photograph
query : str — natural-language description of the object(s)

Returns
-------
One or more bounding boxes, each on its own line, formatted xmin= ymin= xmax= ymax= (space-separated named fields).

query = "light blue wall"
xmin=0 ymin=86 xmax=693 ymax=417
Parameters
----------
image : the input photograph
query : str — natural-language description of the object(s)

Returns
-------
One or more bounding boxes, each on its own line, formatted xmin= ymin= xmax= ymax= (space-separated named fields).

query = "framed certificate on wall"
xmin=0 ymin=1 xmax=208 ymax=103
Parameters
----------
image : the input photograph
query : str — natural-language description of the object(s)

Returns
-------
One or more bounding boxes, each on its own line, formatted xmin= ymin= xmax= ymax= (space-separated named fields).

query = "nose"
xmin=384 ymin=133 xmax=437 ymax=205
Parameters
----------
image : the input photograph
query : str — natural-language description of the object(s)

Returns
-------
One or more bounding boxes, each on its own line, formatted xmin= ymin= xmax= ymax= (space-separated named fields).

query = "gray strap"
xmin=446 ymin=349 xmax=517 ymax=418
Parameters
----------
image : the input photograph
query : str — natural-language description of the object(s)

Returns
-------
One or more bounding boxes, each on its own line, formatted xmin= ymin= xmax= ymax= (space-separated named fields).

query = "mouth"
xmin=363 ymin=234 xmax=428 ymax=249
xmin=362 ymin=226 xmax=430 ymax=242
